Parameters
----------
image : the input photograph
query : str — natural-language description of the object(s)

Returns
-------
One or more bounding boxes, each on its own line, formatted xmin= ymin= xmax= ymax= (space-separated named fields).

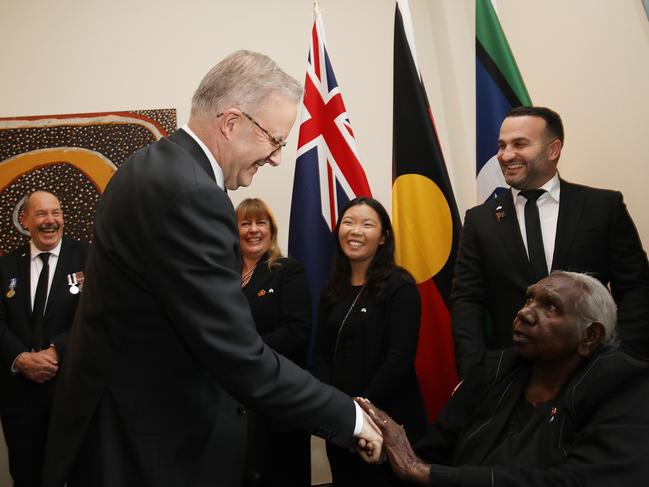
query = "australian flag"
xmin=288 ymin=8 xmax=372 ymax=361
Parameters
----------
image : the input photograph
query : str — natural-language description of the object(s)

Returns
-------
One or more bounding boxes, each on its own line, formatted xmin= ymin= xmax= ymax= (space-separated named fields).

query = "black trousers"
xmin=1 ymin=393 xmax=51 ymax=487
xmin=243 ymin=411 xmax=311 ymax=487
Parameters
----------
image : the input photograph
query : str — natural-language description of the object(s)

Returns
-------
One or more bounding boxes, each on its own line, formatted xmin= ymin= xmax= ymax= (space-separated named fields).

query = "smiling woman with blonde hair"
xmin=235 ymin=197 xmax=312 ymax=487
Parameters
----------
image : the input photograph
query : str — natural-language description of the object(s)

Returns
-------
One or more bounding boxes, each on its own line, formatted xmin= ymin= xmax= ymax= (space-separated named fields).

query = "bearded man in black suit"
xmin=0 ymin=190 xmax=88 ymax=487
xmin=42 ymin=50 xmax=381 ymax=487
xmin=452 ymin=106 xmax=649 ymax=377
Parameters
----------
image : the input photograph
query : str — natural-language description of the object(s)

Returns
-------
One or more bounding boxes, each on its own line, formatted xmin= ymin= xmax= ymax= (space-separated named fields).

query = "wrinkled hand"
xmin=356 ymin=397 xmax=430 ymax=484
xmin=14 ymin=349 xmax=58 ymax=383
xmin=40 ymin=345 xmax=59 ymax=365
xmin=355 ymin=404 xmax=384 ymax=463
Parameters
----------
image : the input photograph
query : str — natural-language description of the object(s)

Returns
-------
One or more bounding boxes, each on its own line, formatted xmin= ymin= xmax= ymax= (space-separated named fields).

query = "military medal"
xmin=67 ymin=273 xmax=80 ymax=294
xmin=6 ymin=278 xmax=17 ymax=298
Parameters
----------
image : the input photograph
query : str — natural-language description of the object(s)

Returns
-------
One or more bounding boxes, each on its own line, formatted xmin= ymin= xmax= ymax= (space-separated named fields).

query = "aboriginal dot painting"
xmin=0 ymin=109 xmax=176 ymax=255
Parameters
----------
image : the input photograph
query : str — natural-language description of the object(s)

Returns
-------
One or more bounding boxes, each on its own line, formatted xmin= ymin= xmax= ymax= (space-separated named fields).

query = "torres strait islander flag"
xmin=476 ymin=0 xmax=531 ymax=202
xmin=288 ymin=7 xmax=371 ymax=361
xmin=392 ymin=0 xmax=461 ymax=421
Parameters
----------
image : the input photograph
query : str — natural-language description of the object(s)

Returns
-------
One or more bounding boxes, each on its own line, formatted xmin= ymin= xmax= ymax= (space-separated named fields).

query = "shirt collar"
xmin=512 ymin=173 xmax=561 ymax=203
xmin=182 ymin=124 xmax=225 ymax=190
xmin=30 ymin=238 xmax=62 ymax=260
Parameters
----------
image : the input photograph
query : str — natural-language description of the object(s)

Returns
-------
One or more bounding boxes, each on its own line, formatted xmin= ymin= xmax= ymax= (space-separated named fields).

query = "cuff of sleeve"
xmin=10 ymin=352 xmax=25 ymax=375
xmin=428 ymin=464 xmax=462 ymax=486
xmin=353 ymin=401 xmax=363 ymax=436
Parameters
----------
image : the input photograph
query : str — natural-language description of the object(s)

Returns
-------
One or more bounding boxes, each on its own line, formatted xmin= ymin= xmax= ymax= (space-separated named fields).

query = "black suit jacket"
xmin=0 ymin=238 xmax=88 ymax=412
xmin=42 ymin=129 xmax=356 ymax=487
xmin=242 ymin=255 xmax=310 ymax=366
xmin=452 ymin=180 xmax=649 ymax=376
xmin=313 ymin=269 xmax=427 ymax=443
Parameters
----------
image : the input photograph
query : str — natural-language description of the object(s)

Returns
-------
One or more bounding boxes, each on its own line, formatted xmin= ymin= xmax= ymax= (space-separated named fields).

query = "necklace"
xmin=333 ymin=285 xmax=366 ymax=357
xmin=241 ymin=263 xmax=257 ymax=287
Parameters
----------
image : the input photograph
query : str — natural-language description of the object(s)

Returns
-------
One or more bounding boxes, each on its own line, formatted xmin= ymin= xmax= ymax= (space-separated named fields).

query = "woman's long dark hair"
xmin=324 ymin=197 xmax=411 ymax=303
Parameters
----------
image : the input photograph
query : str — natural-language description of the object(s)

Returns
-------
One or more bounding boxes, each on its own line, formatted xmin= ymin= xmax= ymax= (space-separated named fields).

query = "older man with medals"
xmin=0 ymin=190 xmax=89 ymax=487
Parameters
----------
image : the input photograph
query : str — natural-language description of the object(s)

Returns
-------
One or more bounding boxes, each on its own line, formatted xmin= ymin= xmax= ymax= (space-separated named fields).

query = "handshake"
xmin=353 ymin=397 xmax=429 ymax=484
xmin=354 ymin=397 xmax=386 ymax=464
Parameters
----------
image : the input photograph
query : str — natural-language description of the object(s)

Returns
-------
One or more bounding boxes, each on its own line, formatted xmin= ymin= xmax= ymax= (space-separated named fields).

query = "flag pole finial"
xmin=314 ymin=0 xmax=321 ymax=14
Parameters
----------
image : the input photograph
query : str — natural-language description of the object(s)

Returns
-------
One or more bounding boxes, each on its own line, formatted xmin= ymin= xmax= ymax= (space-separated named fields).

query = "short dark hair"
xmin=505 ymin=106 xmax=564 ymax=144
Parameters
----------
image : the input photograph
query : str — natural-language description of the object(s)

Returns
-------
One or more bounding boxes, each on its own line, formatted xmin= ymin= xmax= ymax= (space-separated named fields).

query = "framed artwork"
xmin=0 ymin=109 xmax=176 ymax=255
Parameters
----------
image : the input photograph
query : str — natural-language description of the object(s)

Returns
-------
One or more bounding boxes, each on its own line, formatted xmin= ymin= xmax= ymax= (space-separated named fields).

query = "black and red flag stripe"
xmin=391 ymin=0 xmax=461 ymax=421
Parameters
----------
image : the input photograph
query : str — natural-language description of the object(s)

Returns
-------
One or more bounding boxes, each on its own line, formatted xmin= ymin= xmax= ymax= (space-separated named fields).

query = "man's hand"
xmin=40 ymin=345 xmax=59 ymax=365
xmin=356 ymin=397 xmax=430 ymax=484
xmin=14 ymin=350 xmax=58 ymax=383
xmin=355 ymin=403 xmax=384 ymax=463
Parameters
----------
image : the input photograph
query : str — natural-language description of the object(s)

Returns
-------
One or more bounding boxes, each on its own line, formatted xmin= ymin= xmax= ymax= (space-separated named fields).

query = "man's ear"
xmin=578 ymin=321 xmax=605 ymax=357
xmin=547 ymin=139 xmax=562 ymax=163
xmin=218 ymin=109 xmax=242 ymax=141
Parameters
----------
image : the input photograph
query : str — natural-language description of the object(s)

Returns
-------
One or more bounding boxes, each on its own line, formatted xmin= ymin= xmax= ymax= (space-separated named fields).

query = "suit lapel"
xmin=242 ymin=254 xmax=271 ymax=299
xmin=46 ymin=239 xmax=72 ymax=317
xmin=492 ymin=191 xmax=532 ymax=279
xmin=168 ymin=128 xmax=217 ymax=183
xmin=551 ymin=180 xmax=584 ymax=271
xmin=17 ymin=246 xmax=32 ymax=317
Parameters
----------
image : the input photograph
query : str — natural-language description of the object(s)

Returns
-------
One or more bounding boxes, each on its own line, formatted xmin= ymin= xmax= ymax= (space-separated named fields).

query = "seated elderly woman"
xmin=357 ymin=271 xmax=649 ymax=486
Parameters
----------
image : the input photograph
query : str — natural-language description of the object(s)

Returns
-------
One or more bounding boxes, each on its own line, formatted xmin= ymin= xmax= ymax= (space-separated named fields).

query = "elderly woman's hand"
xmin=355 ymin=397 xmax=431 ymax=485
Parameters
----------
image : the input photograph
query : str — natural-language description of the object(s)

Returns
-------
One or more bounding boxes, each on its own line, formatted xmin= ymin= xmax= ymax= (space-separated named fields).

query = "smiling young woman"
xmin=312 ymin=197 xmax=427 ymax=487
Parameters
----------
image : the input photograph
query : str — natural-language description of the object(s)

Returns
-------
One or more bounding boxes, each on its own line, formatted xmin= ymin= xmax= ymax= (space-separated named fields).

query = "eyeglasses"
xmin=217 ymin=110 xmax=287 ymax=150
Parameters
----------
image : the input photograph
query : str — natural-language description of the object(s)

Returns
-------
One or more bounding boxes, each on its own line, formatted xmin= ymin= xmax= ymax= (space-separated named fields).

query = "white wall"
xmin=1 ymin=1 xmax=648 ymax=485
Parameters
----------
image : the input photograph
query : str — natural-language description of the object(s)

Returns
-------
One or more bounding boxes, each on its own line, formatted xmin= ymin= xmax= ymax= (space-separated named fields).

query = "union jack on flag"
xmin=288 ymin=8 xmax=371 ymax=360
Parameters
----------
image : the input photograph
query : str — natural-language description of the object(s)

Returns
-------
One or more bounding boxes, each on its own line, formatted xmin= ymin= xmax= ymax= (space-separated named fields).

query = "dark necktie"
xmin=31 ymin=252 xmax=51 ymax=350
xmin=519 ymin=189 xmax=548 ymax=282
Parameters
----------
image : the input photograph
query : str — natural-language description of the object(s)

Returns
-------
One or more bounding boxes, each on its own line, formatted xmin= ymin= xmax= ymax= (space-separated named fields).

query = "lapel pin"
xmin=360 ymin=307 xmax=367 ymax=313
xmin=6 ymin=277 xmax=17 ymax=298
xmin=549 ymin=406 xmax=559 ymax=423
xmin=495 ymin=205 xmax=506 ymax=222
xmin=257 ymin=289 xmax=266 ymax=297
xmin=268 ymin=288 xmax=274 ymax=294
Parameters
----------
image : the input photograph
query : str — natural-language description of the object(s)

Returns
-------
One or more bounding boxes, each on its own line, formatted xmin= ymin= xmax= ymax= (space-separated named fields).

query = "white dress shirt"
xmin=29 ymin=239 xmax=62 ymax=312
xmin=10 ymin=239 xmax=63 ymax=372
xmin=511 ymin=173 xmax=561 ymax=273
xmin=182 ymin=124 xmax=225 ymax=190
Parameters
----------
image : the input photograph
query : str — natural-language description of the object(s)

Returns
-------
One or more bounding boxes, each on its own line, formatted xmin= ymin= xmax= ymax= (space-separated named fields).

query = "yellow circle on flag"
xmin=392 ymin=173 xmax=453 ymax=283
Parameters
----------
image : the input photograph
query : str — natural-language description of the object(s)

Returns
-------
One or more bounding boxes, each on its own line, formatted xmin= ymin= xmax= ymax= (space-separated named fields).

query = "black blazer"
xmin=242 ymin=255 xmax=310 ymax=366
xmin=313 ymin=269 xmax=427 ymax=442
xmin=416 ymin=348 xmax=649 ymax=486
xmin=0 ymin=238 xmax=88 ymax=412
xmin=42 ymin=129 xmax=356 ymax=487
xmin=451 ymin=179 xmax=649 ymax=376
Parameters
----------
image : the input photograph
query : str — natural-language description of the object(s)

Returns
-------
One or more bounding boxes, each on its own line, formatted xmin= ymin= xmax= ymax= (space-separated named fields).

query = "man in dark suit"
xmin=0 ymin=190 xmax=88 ymax=487
xmin=42 ymin=50 xmax=381 ymax=487
xmin=452 ymin=106 xmax=649 ymax=377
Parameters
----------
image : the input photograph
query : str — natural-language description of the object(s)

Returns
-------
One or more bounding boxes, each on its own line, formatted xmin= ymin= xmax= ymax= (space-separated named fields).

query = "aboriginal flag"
xmin=392 ymin=0 xmax=461 ymax=421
